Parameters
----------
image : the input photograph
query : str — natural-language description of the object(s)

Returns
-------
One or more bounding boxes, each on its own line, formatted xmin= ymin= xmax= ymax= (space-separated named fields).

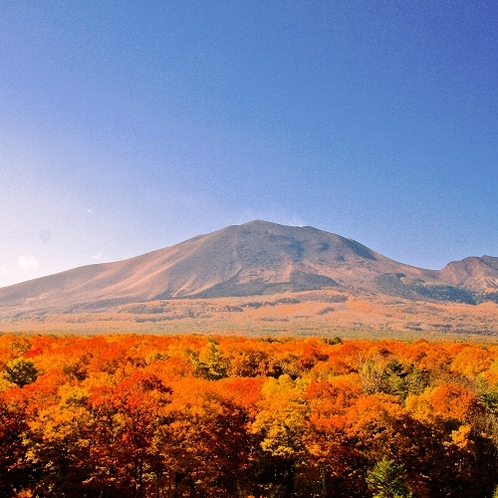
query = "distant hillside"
xmin=0 ymin=220 xmax=497 ymax=317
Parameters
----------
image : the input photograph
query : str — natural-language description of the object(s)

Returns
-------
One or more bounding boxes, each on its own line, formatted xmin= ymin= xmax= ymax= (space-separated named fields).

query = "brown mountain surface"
xmin=0 ymin=220 xmax=496 ymax=318
xmin=439 ymin=256 xmax=498 ymax=292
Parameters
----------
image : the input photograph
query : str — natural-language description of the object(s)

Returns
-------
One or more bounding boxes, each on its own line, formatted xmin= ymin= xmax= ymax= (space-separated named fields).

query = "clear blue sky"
xmin=1 ymin=1 xmax=497 ymax=287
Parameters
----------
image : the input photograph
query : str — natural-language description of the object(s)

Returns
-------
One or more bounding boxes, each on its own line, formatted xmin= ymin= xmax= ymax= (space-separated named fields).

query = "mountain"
xmin=0 ymin=220 xmax=497 ymax=316
xmin=439 ymin=256 xmax=498 ymax=292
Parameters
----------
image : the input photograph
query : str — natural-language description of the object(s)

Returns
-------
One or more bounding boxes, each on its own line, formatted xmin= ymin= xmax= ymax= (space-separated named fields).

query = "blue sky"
xmin=1 ymin=1 xmax=497 ymax=287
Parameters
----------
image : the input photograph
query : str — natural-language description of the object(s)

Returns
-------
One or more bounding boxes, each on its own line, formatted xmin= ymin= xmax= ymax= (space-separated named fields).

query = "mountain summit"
xmin=0 ymin=220 xmax=497 ymax=315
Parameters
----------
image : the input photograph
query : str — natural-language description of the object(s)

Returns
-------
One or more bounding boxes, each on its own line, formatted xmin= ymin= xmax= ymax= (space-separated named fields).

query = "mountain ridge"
xmin=0 ymin=220 xmax=497 ymax=316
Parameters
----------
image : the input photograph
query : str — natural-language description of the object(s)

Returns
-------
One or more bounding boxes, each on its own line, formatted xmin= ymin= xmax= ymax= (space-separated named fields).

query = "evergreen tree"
xmin=366 ymin=457 xmax=414 ymax=498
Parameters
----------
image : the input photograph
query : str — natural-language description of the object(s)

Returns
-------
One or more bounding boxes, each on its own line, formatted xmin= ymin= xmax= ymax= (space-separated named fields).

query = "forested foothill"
xmin=2 ymin=333 xmax=498 ymax=497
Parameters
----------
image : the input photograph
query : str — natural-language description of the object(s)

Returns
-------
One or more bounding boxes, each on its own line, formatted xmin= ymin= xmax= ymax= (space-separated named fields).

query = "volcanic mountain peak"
xmin=0 ymin=220 xmax=496 ymax=316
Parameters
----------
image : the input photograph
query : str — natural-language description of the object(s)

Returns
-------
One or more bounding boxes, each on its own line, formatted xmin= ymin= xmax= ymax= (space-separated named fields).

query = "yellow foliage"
xmin=405 ymin=390 xmax=435 ymax=423
xmin=449 ymin=424 xmax=472 ymax=449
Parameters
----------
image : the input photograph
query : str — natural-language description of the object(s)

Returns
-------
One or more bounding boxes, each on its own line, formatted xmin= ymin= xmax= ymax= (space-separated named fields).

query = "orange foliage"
xmin=0 ymin=333 xmax=497 ymax=496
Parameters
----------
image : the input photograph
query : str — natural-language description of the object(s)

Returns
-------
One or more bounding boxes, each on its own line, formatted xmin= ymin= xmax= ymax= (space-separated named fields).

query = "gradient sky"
xmin=1 ymin=1 xmax=497 ymax=287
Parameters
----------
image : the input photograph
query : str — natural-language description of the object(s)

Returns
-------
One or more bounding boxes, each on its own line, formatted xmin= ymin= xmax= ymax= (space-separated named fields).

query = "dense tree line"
xmin=1 ymin=333 xmax=498 ymax=497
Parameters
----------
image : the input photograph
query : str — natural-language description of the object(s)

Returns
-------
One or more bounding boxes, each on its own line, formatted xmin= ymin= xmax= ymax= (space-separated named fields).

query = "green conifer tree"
xmin=366 ymin=457 xmax=414 ymax=498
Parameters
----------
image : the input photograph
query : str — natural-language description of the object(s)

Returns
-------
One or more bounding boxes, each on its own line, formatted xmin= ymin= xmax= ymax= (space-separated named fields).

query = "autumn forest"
xmin=2 ymin=333 xmax=498 ymax=497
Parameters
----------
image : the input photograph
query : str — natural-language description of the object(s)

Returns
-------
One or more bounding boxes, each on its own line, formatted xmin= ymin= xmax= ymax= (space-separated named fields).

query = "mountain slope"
xmin=0 ymin=220 xmax=495 ymax=316
xmin=439 ymin=256 xmax=498 ymax=292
